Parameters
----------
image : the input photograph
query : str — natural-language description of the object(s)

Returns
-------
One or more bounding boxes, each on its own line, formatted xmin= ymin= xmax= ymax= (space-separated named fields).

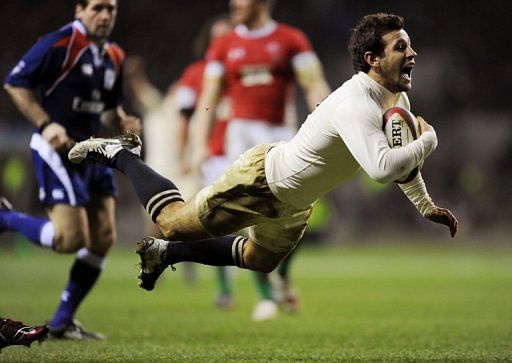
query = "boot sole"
xmin=136 ymin=238 xmax=165 ymax=291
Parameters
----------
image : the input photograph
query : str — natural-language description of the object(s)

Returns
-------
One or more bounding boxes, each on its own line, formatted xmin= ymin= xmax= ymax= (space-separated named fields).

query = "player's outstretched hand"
xmin=416 ymin=116 xmax=434 ymax=135
xmin=424 ymin=206 xmax=458 ymax=237
xmin=121 ymin=115 xmax=142 ymax=135
xmin=42 ymin=122 xmax=73 ymax=152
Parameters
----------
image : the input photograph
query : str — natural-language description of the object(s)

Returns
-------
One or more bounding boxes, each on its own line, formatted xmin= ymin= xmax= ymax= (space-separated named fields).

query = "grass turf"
xmin=0 ymin=242 xmax=511 ymax=362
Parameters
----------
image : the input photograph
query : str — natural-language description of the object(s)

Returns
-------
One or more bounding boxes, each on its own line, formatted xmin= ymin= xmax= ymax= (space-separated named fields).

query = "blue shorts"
xmin=30 ymin=133 xmax=116 ymax=207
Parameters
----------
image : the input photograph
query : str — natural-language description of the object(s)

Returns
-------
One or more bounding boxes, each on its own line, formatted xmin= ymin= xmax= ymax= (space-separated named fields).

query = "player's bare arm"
xmin=3 ymin=84 xmax=72 ymax=150
xmin=293 ymin=54 xmax=331 ymax=111
xmin=190 ymin=74 xmax=223 ymax=169
xmin=176 ymin=111 xmax=192 ymax=175
xmin=124 ymin=56 xmax=163 ymax=114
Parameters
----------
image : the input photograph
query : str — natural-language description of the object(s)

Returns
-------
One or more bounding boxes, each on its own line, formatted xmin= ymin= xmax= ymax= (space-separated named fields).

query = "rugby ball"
xmin=382 ymin=107 xmax=420 ymax=183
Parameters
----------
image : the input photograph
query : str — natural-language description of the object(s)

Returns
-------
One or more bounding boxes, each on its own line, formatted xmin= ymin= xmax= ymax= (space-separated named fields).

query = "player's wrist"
xmin=38 ymin=119 xmax=53 ymax=133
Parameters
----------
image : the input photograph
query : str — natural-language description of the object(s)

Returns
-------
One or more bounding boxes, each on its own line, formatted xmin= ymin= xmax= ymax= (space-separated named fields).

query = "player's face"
xmin=210 ymin=20 xmax=232 ymax=41
xmin=76 ymin=0 xmax=118 ymax=41
xmin=377 ymin=29 xmax=417 ymax=93
xmin=229 ymin=0 xmax=260 ymax=26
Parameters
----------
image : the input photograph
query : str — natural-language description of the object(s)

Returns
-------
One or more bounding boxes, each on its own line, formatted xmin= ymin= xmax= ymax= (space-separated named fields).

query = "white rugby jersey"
xmin=265 ymin=72 xmax=437 ymax=210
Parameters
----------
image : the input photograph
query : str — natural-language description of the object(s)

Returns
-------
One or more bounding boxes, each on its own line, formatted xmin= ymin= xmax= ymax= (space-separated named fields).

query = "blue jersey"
xmin=4 ymin=20 xmax=125 ymax=141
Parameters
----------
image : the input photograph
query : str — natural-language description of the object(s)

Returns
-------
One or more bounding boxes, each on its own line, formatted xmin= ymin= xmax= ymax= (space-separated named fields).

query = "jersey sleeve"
xmin=331 ymin=97 xmax=437 ymax=183
xmin=287 ymin=27 xmax=313 ymax=57
xmin=287 ymin=27 xmax=319 ymax=74
xmin=4 ymin=32 xmax=66 ymax=89
xmin=179 ymin=63 xmax=200 ymax=90
xmin=105 ymin=43 xmax=126 ymax=110
xmin=204 ymin=37 xmax=227 ymax=79
xmin=398 ymin=172 xmax=436 ymax=216
xmin=175 ymin=63 xmax=202 ymax=111
xmin=205 ymin=35 xmax=227 ymax=63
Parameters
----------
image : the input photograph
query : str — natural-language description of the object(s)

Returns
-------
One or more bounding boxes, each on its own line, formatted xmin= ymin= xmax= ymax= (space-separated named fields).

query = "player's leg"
xmin=69 ymin=137 xmax=289 ymax=284
xmin=135 ymin=141 xmax=296 ymax=289
xmin=48 ymin=205 xmax=91 ymax=252
xmin=49 ymin=162 xmax=118 ymax=340
xmin=249 ymin=204 xmax=312 ymax=316
xmin=223 ymin=121 xmax=266 ymax=311
xmin=136 ymin=234 xmax=287 ymax=289
xmin=248 ymin=202 xmax=307 ymax=321
xmin=155 ymin=142 xmax=299 ymax=274
xmin=219 ymin=122 xmax=253 ymax=308
xmin=0 ymin=133 xmax=93 ymax=252
xmin=136 ymin=221 xmax=293 ymax=281
xmin=200 ymin=155 xmax=237 ymax=307
xmin=69 ymin=135 xmax=235 ymax=240
xmin=273 ymin=250 xmax=300 ymax=313
xmin=215 ymin=266 xmax=235 ymax=308
xmin=242 ymin=122 xmax=296 ymax=321
xmin=0 ymin=317 xmax=49 ymax=352
xmin=47 ymin=204 xmax=102 ymax=339
xmin=0 ymin=196 xmax=55 ymax=248
xmin=103 ymin=144 xmax=210 ymax=239
xmin=135 ymin=195 xmax=308 ymax=291
xmin=69 ymin=136 xmax=252 ymax=292
xmin=0 ymin=199 xmax=91 ymax=253
xmin=49 ymin=193 xmax=115 ymax=340
xmin=251 ymin=271 xmax=277 ymax=321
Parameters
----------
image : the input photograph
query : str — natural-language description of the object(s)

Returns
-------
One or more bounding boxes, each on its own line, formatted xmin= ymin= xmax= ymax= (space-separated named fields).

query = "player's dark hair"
xmin=76 ymin=0 xmax=119 ymax=7
xmin=193 ymin=14 xmax=231 ymax=59
xmin=258 ymin=0 xmax=276 ymax=11
xmin=348 ymin=13 xmax=405 ymax=73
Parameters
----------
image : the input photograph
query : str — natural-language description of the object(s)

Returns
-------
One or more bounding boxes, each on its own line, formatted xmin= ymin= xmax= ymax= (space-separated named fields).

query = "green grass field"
xmin=1 ymin=241 xmax=511 ymax=362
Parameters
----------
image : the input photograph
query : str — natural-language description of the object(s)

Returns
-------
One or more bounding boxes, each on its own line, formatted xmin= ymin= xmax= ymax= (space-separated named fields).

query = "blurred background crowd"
xmin=0 ymin=0 xmax=510 ymax=244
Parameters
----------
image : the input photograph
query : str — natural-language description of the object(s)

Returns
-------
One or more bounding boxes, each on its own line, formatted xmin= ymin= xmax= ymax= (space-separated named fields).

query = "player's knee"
xmin=52 ymin=232 xmax=87 ymax=254
xmin=242 ymin=240 xmax=286 ymax=273
xmin=89 ymin=228 xmax=116 ymax=256
xmin=155 ymin=206 xmax=180 ymax=239
xmin=155 ymin=202 xmax=205 ymax=241
xmin=156 ymin=213 xmax=193 ymax=241
xmin=245 ymin=259 xmax=278 ymax=273
xmin=243 ymin=253 xmax=280 ymax=273
xmin=100 ymin=225 xmax=116 ymax=246
xmin=157 ymin=219 xmax=177 ymax=240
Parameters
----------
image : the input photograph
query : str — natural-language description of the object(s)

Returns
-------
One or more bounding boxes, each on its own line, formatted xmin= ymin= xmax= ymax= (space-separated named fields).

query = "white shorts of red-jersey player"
xmin=226 ymin=119 xmax=295 ymax=163
xmin=200 ymin=155 xmax=229 ymax=187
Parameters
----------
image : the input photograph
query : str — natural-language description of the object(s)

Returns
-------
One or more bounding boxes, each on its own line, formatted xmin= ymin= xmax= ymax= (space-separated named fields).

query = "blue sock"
xmin=50 ymin=248 xmax=104 ymax=330
xmin=0 ymin=210 xmax=54 ymax=248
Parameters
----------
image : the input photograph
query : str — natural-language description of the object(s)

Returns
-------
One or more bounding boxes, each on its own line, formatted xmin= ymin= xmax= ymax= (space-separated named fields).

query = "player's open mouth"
xmin=400 ymin=64 xmax=414 ymax=81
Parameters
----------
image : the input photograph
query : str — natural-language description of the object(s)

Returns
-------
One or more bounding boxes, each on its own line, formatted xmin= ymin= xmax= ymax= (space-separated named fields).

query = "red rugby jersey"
xmin=206 ymin=21 xmax=312 ymax=124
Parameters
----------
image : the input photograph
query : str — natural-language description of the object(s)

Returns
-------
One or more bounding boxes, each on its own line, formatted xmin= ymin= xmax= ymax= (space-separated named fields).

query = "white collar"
xmin=72 ymin=20 xmax=87 ymax=35
xmin=234 ymin=20 xmax=277 ymax=39
xmin=357 ymin=72 xmax=400 ymax=111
